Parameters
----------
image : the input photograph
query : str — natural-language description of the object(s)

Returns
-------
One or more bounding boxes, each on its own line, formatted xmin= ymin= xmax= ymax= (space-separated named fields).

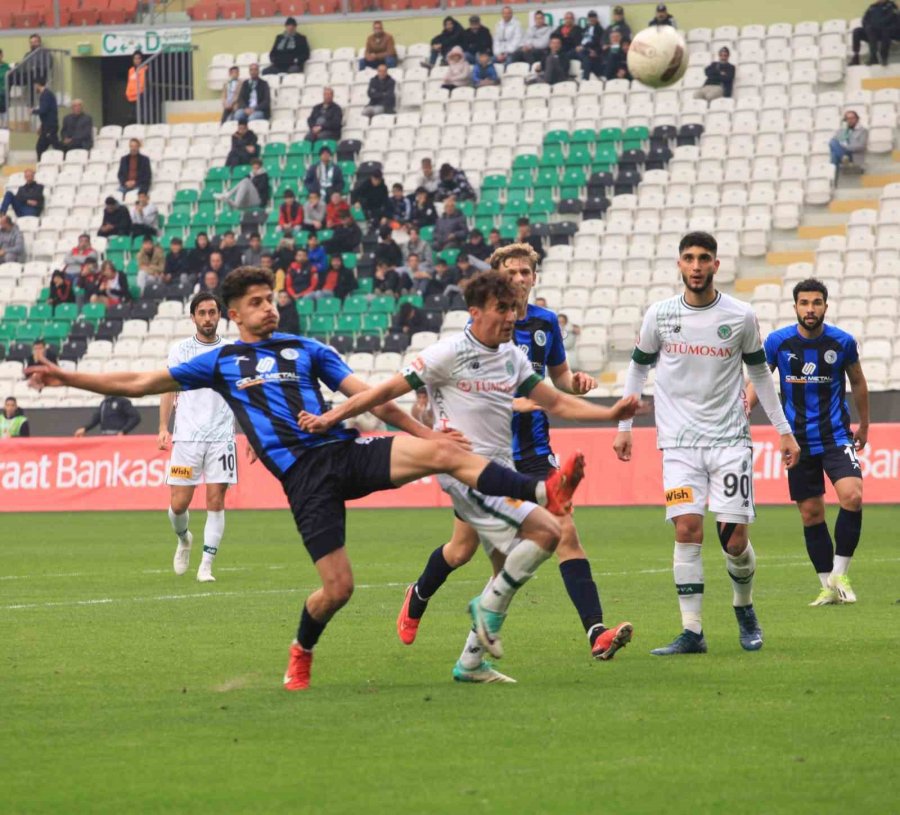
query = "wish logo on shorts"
xmin=665 ymin=486 xmax=694 ymax=506
xmin=169 ymin=465 xmax=194 ymax=479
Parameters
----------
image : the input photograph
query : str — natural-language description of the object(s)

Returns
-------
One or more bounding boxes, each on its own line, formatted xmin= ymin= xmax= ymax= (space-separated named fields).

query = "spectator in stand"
xmin=352 ymin=169 xmax=390 ymax=225
xmin=205 ymin=250 xmax=228 ymax=284
xmin=360 ymin=21 xmax=398 ymax=70
xmin=93 ymin=259 xmax=131 ymax=305
xmin=75 ymin=260 xmax=100 ymax=305
xmin=59 ymin=99 xmax=93 ymax=153
xmin=375 ymin=225 xmax=403 ymax=271
xmin=129 ymin=190 xmax=159 ymax=239
xmin=216 ymin=158 xmax=270 ymax=211
xmin=26 ymin=338 xmax=58 ymax=368
xmin=1 ymin=397 xmax=30 ymax=438
xmin=234 ymin=63 xmax=271 ymax=122
xmin=604 ymin=5 xmax=632 ymax=45
xmin=403 ymin=253 xmax=433 ymax=296
xmin=488 ymin=228 xmax=506 ymax=253
xmin=551 ymin=11 xmax=584 ymax=58
xmin=417 ymin=159 xmax=440 ymax=197
xmin=324 ymin=211 xmax=362 ymax=255
xmin=33 ymin=79 xmax=59 ymax=159
xmin=600 ymin=30 xmax=630 ymax=80
xmin=558 ymin=313 xmax=580 ymax=353
xmin=433 ymin=195 xmax=468 ymax=250
xmin=11 ymin=34 xmax=50 ymax=99
xmin=277 ymin=289 xmax=300 ymax=333
xmin=188 ymin=233 xmax=212 ymax=280
xmin=463 ymin=228 xmax=491 ymax=263
xmin=264 ymin=17 xmax=310 ymax=75
xmin=425 ymin=16 xmax=465 ymax=69
xmin=392 ymin=301 xmax=425 ymax=334
xmin=314 ymin=254 xmax=357 ymax=301
xmin=117 ymin=139 xmax=152 ymax=195
xmin=462 ymin=15 xmax=493 ymax=64
xmin=442 ymin=46 xmax=472 ymax=93
xmin=217 ymin=231 xmax=244 ymax=270
xmin=306 ymin=233 xmax=327 ymax=273
xmin=386 ymin=183 xmax=412 ymax=227
xmin=75 ymin=396 xmax=141 ymax=437
xmin=225 ymin=118 xmax=259 ymax=168
xmin=165 ymin=237 xmax=190 ymax=284
xmin=472 ymin=52 xmax=501 ymax=87
xmin=494 ymin=6 xmax=523 ymax=66
xmin=278 ymin=189 xmax=304 ymax=231
xmin=513 ymin=10 xmax=552 ymax=64
xmin=362 ymin=64 xmax=396 ymax=118
xmin=305 ymin=87 xmax=342 ymax=142
xmin=412 ymin=387 xmax=435 ymax=428
xmin=304 ymin=146 xmax=344 ymax=197
xmin=576 ymin=10 xmax=605 ymax=79
xmin=273 ymin=233 xmax=296 ymax=277
xmin=851 ymin=0 xmax=900 ymax=66
xmin=435 ymin=162 xmax=476 ymax=201
xmin=194 ymin=270 xmax=222 ymax=298
xmin=286 ymin=248 xmax=315 ymax=299
xmin=302 ymin=189 xmax=326 ymax=234
xmin=259 ymin=253 xmax=274 ymax=276
xmin=455 ymin=253 xmax=478 ymax=286
xmin=48 ymin=269 xmax=74 ymax=306
xmin=410 ymin=187 xmax=437 ymax=229
xmin=125 ymin=51 xmax=147 ymax=123
xmin=62 ymin=233 xmax=98 ymax=278
xmin=404 ymin=226 xmax=433 ymax=268
xmin=695 ymin=47 xmax=735 ymax=100
xmin=135 ymin=237 xmax=164 ymax=291
xmin=527 ymin=36 xmax=573 ymax=85
xmin=326 ymin=191 xmax=350 ymax=227
xmin=516 ymin=217 xmax=545 ymax=262
xmin=0 ymin=216 xmax=25 ymax=263
xmin=220 ymin=66 xmax=241 ymax=124
xmin=649 ymin=3 xmax=677 ymax=27
xmin=830 ymin=110 xmax=869 ymax=177
xmin=0 ymin=167 xmax=43 ymax=218
xmin=242 ymin=232 xmax=264 ymax=267
xmin=425 ymin=258 xmax=460 ymax=297
xmin=373 ymin=259 xmax=409 ymax=297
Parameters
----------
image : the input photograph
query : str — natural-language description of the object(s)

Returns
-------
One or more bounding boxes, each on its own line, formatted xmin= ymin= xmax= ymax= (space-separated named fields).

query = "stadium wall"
xmin=2 ymin=425 xmax=898 ymax=512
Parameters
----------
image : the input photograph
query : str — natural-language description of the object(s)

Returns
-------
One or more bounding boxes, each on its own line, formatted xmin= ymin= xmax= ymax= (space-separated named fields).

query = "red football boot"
xmin=283 ymin=643 xmax=313 ymax=691
xmin=591 ymin=622 xmax=634 ymax=661
xmin=544 ymin=451 xmax=586 ymax=515
xmin=397 ymin=584 xmax=422 ymax=645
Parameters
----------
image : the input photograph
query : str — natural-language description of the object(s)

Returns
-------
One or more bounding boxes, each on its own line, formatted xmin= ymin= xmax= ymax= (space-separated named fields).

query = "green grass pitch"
xmin=3 ymin=506 xmax=899 ymax=814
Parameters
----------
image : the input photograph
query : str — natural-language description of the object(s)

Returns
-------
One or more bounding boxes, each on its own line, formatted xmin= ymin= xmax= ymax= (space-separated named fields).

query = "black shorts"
xmin=281 ymin=436 xmax=395 ymax=561
xmin=788 ymin=444 xmax=862 ymax=502
xmin=515 ymin=452 xmax=560 ymax=479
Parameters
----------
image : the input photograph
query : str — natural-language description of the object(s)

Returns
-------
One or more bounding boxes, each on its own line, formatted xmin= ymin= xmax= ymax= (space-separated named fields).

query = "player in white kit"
xmin=300 ymin=271 xmax=642 ymax=681
xmin=613 ymin=232 xmax=801 ymax=655
xmin=158 ymin=292 xmax=238 ymax=583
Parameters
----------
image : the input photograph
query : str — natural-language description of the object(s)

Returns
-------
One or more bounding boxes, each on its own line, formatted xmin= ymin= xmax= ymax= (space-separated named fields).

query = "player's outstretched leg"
xmin=829 ymin=483 xmax=863 ymax=604
xmin=168 ymin=506 xmax=192 ymax=575
xmin=720 ymin=522 xmax=763 ymax=651
xmin=652 ymin=528 xmax=707 ymax=656
xmin=799 ymin=497 xmax=839 ymax=605
xmin=452 ymin=629 xmax=517 ymax=684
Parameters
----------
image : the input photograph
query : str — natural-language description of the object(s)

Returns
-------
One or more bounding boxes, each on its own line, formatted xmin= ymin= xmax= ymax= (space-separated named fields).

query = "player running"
xmin=747 ymin=278 xmax=869 ymax=606
xmin=158 ymin=293 xmax=238 ymax=583
xmin=395 ymin=244 xmax=634 ymax=665
xmin=27 ymin=267 xmax=585 ymax=691
xmin=299 ymin=270 xmax=643 ymax=682
xmin=613 ymin=232 xmax=801 ymax=656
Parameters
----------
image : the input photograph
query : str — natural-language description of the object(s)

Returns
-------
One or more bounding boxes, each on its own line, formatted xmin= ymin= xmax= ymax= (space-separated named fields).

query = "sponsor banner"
xmin=1 ymin=425 xmax=899 ymax=512
xmin=100 ymin=28 xmax=192 ymax=57
xmin=528 ymin=5 xmax=612 ymax=28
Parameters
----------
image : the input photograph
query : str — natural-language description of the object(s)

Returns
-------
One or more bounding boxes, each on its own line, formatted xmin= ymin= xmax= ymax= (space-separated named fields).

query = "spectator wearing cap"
xmin=360 ymin=20 xmax=398 ymax=70
xmin=304 ymin=146 xmax=344 ymax=198
xmin=362 ymin=63 xmax=396 ymax=118
xmin=435 ymin=162 xmax=475 ymax=202
xmin=442 ymin=46 xmax=473 ymax=92
xmin=410 ymin=188 xmax=437 ymax=229
xmin=216 ymin=158 xmax=270 ymax=211
xmin=264 ymin=17 xmax=310 ymax=75
xmin=225 ymin=118 xmax=259 ymax=168
xmin=305 ymin=87 xmax=342 ymax=142
xmin=0 ymin=167 xmax=43 ymax=218
xmin=604 ymin=5 xmax=632 ymax=45
xmin=850 ymin=0 xmax=900 ymax=66
xmin=234 ymin=63 xmax=271 ymax=122
xmin=550 ymin=11 xmax=585 ymax=58
xmin=118 ymin=138 xmax=152 ymax=195
xmin=59 ymin=99 xmax=93 ymax=153
xmin=97 ymin=197 xmax=132 ymax=238
xmin=601 ymin=30 xmax=630 ymax=80
xmin=829 ymin=110 xmax=869 ymax=177
xmin=48 ymin=270 xmax=74 ymax=306
xmin=352 ymin=170 xmax=390 ymax=225
xmin=424 ymin=16 xmax=465 ymax=69
xmin=695 ymin=48 xmax=735 ymax=101
xmin=526 ymin=36 xmax=573 ymax=85
xmin=513 ymin=10 xmax=552 ymax=64
xmin=472 ymin=52 xmax=501 ymax=87
xmin=493 ymin=6 xmax=523 ymax=65
xmin=33 ymin=78 xmax=60 ymax=159
xmin=649 ymin=3 xmax=677 ymax=27
xmin=129 ymin=190 xmax=159 ymax=239
xmin=433 ymin=196 xmax=468 ymax=251
xmin=302 ymin=190 xmax=326 ymax=234
xmin=220 ymin=66 xmax=241 ymax=124
xmin=416 ymin=158 xmax=440 ymax=197
xmin=462 ymin=15 xmax=493 ymax=64
xmin=575 ymin=10 xmax=605 ymax=79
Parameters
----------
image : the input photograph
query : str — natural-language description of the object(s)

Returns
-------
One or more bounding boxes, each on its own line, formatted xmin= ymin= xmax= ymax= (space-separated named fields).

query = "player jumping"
xmin=28 ymin=267 xmax=586 ymax=691
xmin=748 ymin=278 xmax=869 ymax=606
xmin=613 ymin=232 xmax=801 ymax=655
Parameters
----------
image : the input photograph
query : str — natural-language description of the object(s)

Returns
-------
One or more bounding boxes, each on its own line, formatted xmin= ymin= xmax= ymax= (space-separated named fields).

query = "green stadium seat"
xmin=16 ymin=321 xmax=43 ymax=342
xmin=231 ymin=164 xmax=251 ymax=181
xmin=42 ymin=321 xmax=69 ymax=343
xmin=106 ymin=235 xmax=131 ymax=253
xmin=295 ymin=297 xmax=315 ymax=317
xmin=206 ymin=166 xmax=230 ymax=183
xmin=368 ymin=295 xmax=396 ymax=314
xmin=478 ymin=188 xmax=503 ymax=206
xmin=341 ymin=252 xmax=358 ymax=270
xmin=624 ymin=126 xmax=649 ymax=144
xmin=534 ymin=168 xmax=559 ymax=190
xmin=309 ymin=314 xmax=334 ymax=335
xmin=105 ymin=250 xmax=128 ymax=269
xmin=130 ymin=235 xmax=146 ymax=251
xmin=506 ymin=187 xmax=529 ymax=205
xmin=418 ymin=226 xmax=434 ymax=243
xmin=170 ymin=201 xmax=194 ymax=216
xmin=283 ymin=159 xmax=306 ymax=179
xmin=362 ymin=313 xmax=389 ymax=332
xmin=503 ymin=199 xmax=529 ymax=218
xmin=317 ymin=229 xmax=334 ymax=243
xmin=567 ymin=144 xmax=593 ymax=167
xmin=356 ymin=276 xmax=374 ymax=295
xmin=287 ymin=140 xmax=312 ymax=157
xmin=512 ymin=154 xmax=539 ymax=171
xmin=339 ymin=160 xmax=356 ymax=180
xmin=436 ymin=249 xmax=459 ymax=266
xmin=561 ymin=168 xmax=587 ymax=189
xmin=599 ymin=127 xmax=623 ymax=144
xmin=398 ymin=294 xmax=423 ymax=308
xmin=316 ymin=296 xmax=341 ymax=315
xmin=0 ymin=323 xmax=16 ymax=343
xmin=54 ymin=303 xmax=79 ymax=322
xmin=28 ymin=303 xmax=52 ymax=321
xmin=39 ymin=287 xmax=50 ymax=302
xmin=342 ymin=294 xmax=368 ymax=314
xmin=167 ymin=211 xmax=192 ymax=229
xmin=336 ymin=313 xmax=362 ymax=333
xmin=543 ymin=130 xmax=571 ymax=147
xmin=199 ymin=186 xmax=223 ymax=204
xmin=572 ymin=129 xmax=598 ymax=145
xmin=174 ymin=188 xmax=199 ymax=205
xmin=318 ymin=139 xmax=337 ymax=155
xmin=81 ymin=303 xmax=106 ymax=322
xmin=482 ymin=174 xmax=507 ymax=190
xmin=594 ymin=145 xmax=619 ymax=170
xmin=263 ymin=157 xmax=283 ymax=178
xmin=539 ymin=146 xmax=565 ymax=168
xmin=262 ymin=142 xmax=287 ymax=158
xmin=529 ymin=198 xmax=554 ymax=218
xmin=474 ymin=215 xmax=496 ymax=233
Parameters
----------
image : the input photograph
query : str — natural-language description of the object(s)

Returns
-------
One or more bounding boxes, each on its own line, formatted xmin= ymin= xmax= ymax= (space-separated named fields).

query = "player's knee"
xmin=170 ymin=497 xmax=191 ymax=515
xmin=443 ymin=540 xmax=476 ymax=568
xmin=324 ymin=575 xmax=354 ymax=608
xmin=719 ymin=523 xmax=748 ymax=555
xmin=430 ymin=438 xmax=462 ymax=472
xmin=840 ymin=489 xmax=862 ymax=512
xmin=525 ymin=510 xmax=561 ymax=551
xmin=673 ymin=516 xmax=703 ymax=543
xmin=799 ymin=503 xmax=825 ymax=526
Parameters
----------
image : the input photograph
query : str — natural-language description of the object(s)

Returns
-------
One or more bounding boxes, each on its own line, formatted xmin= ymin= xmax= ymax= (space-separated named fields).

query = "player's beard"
xmin=197 ymin=323 xmax=217 ymax=340
xmin=797 ymin=313 xmax=824 ymax=332
xmin=681 ymin=269 xmax=714 ymax=294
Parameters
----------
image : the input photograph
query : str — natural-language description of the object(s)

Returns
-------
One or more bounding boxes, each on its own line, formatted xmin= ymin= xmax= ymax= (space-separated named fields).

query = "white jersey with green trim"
xmin=401 ymin=327 xmax=541 ymax=465
xmin=633 ymin=292 xmax=766 ymax=449
xmin=167 ymin=335 xmax=236 ymax=443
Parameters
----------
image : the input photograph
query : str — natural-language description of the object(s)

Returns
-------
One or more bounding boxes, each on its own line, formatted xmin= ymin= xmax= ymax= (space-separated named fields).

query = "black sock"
xmin=410 ymin=547 xmax=456 ymax=618
xmin=476 ymin=461 xmax=539 ymax=503
xmin=559 ymin=558 xmax=604 ymax=638
xmin=297 ymin=604 xmax=326 ymax=651
xmin=834 ymin=508 xmax=862 ymax=558
xmin=803 ymin=522 xmax=834 ymax=574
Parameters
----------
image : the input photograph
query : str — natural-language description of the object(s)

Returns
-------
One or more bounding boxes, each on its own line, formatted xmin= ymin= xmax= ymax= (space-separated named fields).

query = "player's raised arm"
xmin=298 ymin=372 xmax=412 ymax=434
xmin=27 ymin=359 xmax=179 ymax=398
xmin=528 ymin=379 xmax=644 ymax=423
xmin=846 ymin=361 xmax=870 ymax=450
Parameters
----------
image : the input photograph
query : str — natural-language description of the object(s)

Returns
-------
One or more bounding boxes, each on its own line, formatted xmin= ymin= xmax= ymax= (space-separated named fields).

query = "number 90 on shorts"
xmin=662 ymin=447 xmax=755 ymax=525
xmin=166 ymin=440 xmax=239 ymax=486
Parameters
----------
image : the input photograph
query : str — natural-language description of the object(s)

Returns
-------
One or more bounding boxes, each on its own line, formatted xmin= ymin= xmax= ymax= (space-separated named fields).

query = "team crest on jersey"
xmin=506 ymin=361 xmax=515 ymax=375
xmin=717 ymin=325 xmax=732 ymax=339
xmin=469 ymin=360 xmax=480 ymax=370
xmin=256 ymin=356 xmax=276 ymax=373
xmin=824 ymin=350 xmax=837 ymax=364
xmin=280 ymin=348 xmax=299 ymax=361
xmin=534 ymin=330 xmax=547 ymax=347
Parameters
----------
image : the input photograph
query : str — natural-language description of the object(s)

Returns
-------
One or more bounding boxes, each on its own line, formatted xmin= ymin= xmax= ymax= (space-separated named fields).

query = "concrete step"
xmin=861 ymin=172 xmax=900 ymax=188
xmin=733 ymin=276 xmax=782 ymax=293
xmin=766 ymin=250 xmax=816 ymax=266
xmin=796 ymin=224 xmax=846 ymax=238
xmin=861 ymin=76 xmax=900 ymax=90
xmin=828 ymin=198 xmax=881 ymax=212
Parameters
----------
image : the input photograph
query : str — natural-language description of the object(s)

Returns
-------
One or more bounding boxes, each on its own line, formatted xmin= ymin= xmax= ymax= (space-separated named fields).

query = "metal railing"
xmin=135 ymin=45 xmax=197 ymax=125
xmin=3 ymin=47 xmax=70 ymax=133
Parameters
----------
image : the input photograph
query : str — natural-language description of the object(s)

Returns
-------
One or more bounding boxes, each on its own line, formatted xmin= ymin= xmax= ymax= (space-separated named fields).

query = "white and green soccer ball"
xmin=627 ymin=26 xmax=689 ymax=88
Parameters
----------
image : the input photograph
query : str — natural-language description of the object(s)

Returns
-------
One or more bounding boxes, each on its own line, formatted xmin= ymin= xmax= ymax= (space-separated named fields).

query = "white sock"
xmin=725 ymin=541 xmax=756 ymax=607
xmin=481 ymin=539 xmax=552 ymax=614
xmin=818 ymin=573 xmax=831 ymax=588
xmin=459 ymin=629 xmax=484 ymax=670
xmin=168 ymin=507 xmax=190 ymax=540
xmin=673 ymin=542 xmax=703 ymax=635
xmin=832 ymin=555 xmax=852 ymax=576
xmin=535 ymin=481 xmax=547 ymax=506
xmin=202 ymin=511 xmax=225 ymax=566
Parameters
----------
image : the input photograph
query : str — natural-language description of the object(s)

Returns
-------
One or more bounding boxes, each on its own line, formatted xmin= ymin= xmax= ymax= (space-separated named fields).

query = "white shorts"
xmin=166 ymin=439 xmax=238 ymax=486
xmin=437 ymin=474 xmax=538 ymax=557
xmin=662 ymin=446 xmax=755 ymax=525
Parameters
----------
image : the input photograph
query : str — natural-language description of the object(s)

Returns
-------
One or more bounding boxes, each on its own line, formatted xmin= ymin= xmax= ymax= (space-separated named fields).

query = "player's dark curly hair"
xmin=792 ymin=278 xmax=828 ymax=303
xmin=220 ymin=266 xmax=275 ymax=305
xmin=463 ymin=270 xmax=519 ymax=310
xmin=679 ymin=231 xmax=718 ymax=256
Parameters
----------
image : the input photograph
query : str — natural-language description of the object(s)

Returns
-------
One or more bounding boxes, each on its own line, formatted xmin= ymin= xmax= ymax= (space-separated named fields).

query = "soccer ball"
xmin=626 ymin=26 xmax=689 ymax=88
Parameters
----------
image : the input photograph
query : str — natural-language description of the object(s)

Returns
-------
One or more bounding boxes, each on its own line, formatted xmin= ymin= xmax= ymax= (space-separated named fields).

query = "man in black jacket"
xmin=75 ymin=396 xmax=141 ymax=436
xmin=851 ymin=0 xmax=900 ymax=66
xmin=97 ymin=197 xmax=132 ymax=238
xmin=604 ymin=5 xmax=632 ymax=44
xmin=216 ymin=159 xmax=270 ymax=211
xmin=550 ymin=11 xmax=584 ymax=58
xmin=462 ymin=15 xmax=493 ymax=63
xmin=165 ymin=237 xmax=191 ymax=284
xmin=352 ymin=169 xmax=389 ymax=224
xmin=264 ymin=17 xmax=310 ymax=75
xmin=324 ymin=211 xmax=362 ymax=254
xmin=117 ymin=138 xmax=152 ymax=195
xmin=695 ymin=47 xmax=736 ymax=100
xmin=305 ymin=87 xmax=342 ymax=142
xmin=362 ymin=64 xmax=396 ymax=118
xmin=234 ymin=64 xmax=271 ymax=122
xmin=32 ymin=80 xmax=59 ymax=159
xmin=425 ymin=16 xmax=464 ymax=68
xmin=648 ymin=3 xmax=677 ymax=27
xmin=575 ymin=10 xmax=605 ymax=79
xmin=0 ymin=168 xmax=43 ymax=217
xmin=601 ymin=30 xmax=630 ymax=80
xmin=225 ymin=119 xmax=259 ymax=167
xmin=60 ymin=98 xmax=94 ymax=153
xmin=527 ymin=36 xmax=572 ymax=85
